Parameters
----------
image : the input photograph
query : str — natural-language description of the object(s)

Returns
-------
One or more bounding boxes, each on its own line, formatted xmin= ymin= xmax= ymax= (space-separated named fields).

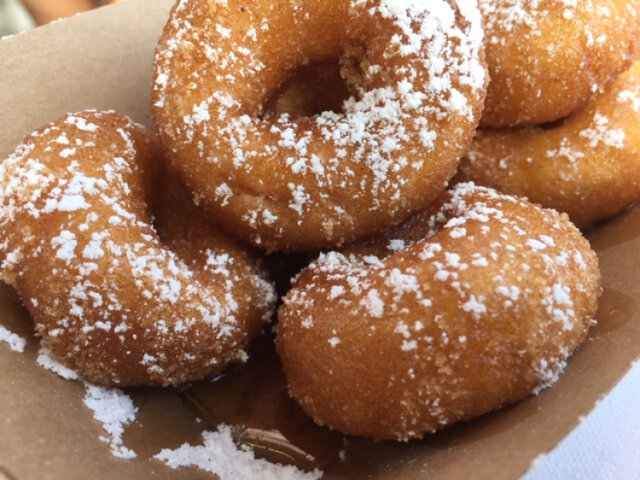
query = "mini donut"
xmin=0 ymin=111 xmax=276 ymax=387
xmin=458 ymin=60 xmax=640 ymax=228
xmin=276 ymin=183 xmax=601 ymax=441
xmin=152 ymin=0 xmax=487 ymax=251
xmin=479 ymin=0 xmax=640 ymax=127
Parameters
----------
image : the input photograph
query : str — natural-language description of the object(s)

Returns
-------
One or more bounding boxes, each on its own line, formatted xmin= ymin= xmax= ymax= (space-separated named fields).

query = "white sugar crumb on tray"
xmin=35 ymin=347 xmax=321 ymax=473
xmin=0 ymin=325 xmax=27 ymax=352
xmin=37 ymin=345 xmax=80 ymax=380
xmin=83 ymin=384 xmax=138 ymax=459
xmin=36 ymin=345 xmax=137 ymax=459
xmin=155 ymin=425 xmax=323 ymax=480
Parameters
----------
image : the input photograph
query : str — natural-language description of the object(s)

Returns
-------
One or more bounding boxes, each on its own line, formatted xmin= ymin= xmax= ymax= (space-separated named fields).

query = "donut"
xmin=0 ymin=111 xmax=276 ymax=387
xmin=479 ymin=0 xmax=640 ymax=127
xmin=275 ymin=183 xmax=601 ymax=440
xmin=152 ymin=0 xmax=487 ymax=251
xmin=458 ymin=60 xmax=640 ymax=228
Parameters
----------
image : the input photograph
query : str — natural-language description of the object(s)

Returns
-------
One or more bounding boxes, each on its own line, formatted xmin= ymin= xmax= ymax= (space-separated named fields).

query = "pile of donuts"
xmin=2 ymin=0 xmax=638 ymax=442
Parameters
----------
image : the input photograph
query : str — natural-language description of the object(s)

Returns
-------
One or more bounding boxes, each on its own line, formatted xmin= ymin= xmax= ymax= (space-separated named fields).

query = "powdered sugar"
xmin=532 ymin=355 xmax=568 ymax=395
xmin=51 ymin=230 xmax=78 ymax=262
xmin=83 ymin=384 xmax=138 ymax=459
xmin=155 ymin=425 xmax=322 ymax=480
xmin=579 ymin=113 xmax=626 ymax=149
xmin=0 ymin=325 xmax=26 ymax=352
xmin=462 ymin=295 xmax=487 ymax=319
xmin=37 ymin=345 xmax=81 ymax=380
xmin=618 ymin=89 xmax=640 ymax=112
xmin=36 ymin=345 xmax=136 ymax=459
xmin=35 ymin=346 xmax=321 ymax=475
xmin=361 ymin=288 xmax=384 ymax=317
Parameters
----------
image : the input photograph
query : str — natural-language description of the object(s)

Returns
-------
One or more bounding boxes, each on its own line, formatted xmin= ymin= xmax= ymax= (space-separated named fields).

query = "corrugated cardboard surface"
xmin=1 ymin=1 xmax=639 ymax=479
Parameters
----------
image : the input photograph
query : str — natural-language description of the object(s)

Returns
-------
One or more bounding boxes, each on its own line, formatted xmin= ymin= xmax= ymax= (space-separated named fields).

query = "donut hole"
xmin=264 ymin=59 xmax=353 ymax=118
xmin=538 ymin=117 xmax=568 ymax=130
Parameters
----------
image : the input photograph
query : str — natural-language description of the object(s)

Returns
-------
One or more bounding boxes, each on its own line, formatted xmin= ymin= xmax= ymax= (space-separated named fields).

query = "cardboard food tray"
xmin=1 ymin=1 xmax=639 ymax=478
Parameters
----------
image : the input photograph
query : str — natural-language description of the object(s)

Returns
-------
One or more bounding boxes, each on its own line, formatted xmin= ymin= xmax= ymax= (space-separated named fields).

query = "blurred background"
xmin=0 ymin=0 xmax=120 ymax=37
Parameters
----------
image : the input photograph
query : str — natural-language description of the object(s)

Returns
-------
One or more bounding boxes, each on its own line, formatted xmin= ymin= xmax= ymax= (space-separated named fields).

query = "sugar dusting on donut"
xmin=479 ymin=0 xmax=638 ymax=63
xmin=152 ymin=0 xmax=487 ymax=250
xmin=478 ymin=0 xmax=640 ymax=127
xmin=480 ymin=0 xmax=614 ymax=39
xmin=461 ymin=61 xmax=640 ymax=227
xmin=276 ymin=183 xmax=600 ymax=440
xmin=295 ymin=183 xmax=591 ymax=339
xmin=0 ymin=111 xmax=276 ymax=386
xmin=156 ymin=0 xmax=485 ymax=169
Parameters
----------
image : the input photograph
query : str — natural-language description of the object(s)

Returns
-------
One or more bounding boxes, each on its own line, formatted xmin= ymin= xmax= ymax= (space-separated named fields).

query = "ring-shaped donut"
xmin=479 ymin=0 xmax=640 ymax=127
xmin=0 ymin=111 xmax=276 ymax=386
xmin=152 ymin=0 xmax=487 ymax=251
xmin=276 ymin=183 xmax=601 ymax=440
xmin=459 ymin=61 xmax=640 ymax=228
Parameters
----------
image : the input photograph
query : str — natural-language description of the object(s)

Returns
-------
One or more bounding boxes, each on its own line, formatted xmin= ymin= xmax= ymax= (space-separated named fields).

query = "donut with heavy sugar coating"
xmin=276 ymin=183 xmax=601 ymax=441
xmin=0 ymin=111 xmax=276 ymax=387
xmin=459 ymin=61 xmax=640 ymax=228
xmin=152 ymin=0 xmax=487 ymax=251
xmin=479 ymin=0 xmax=640 ymax=127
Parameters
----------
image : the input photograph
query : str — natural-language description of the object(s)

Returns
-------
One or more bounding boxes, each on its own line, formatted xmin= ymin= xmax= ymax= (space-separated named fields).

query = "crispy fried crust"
xmin=0 ymin=111 xmax=276 ymax=387
xmin=276 ymin=183 xmax=601 ymax=440
xmin=459 ymin=61 xmax=640 ymax=228
xmin=479 ymin=0 xmax=640 ymax=127
xmin=152 ymin=0 xmax=487 ymax=251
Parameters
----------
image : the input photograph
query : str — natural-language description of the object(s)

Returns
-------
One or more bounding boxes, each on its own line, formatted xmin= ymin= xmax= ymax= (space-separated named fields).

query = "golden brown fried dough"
xmin=459 ymin=61 xmax=640 ymax=228
xmin=479 ymin=0 xmax=640 ymax=127
xmin=152 ymin=0 xmax=487 ymax=251
xmin=0 ymin=111 xmax=276 ymax=387
xmin=276 ymin=183 xmax=600 ymax=440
